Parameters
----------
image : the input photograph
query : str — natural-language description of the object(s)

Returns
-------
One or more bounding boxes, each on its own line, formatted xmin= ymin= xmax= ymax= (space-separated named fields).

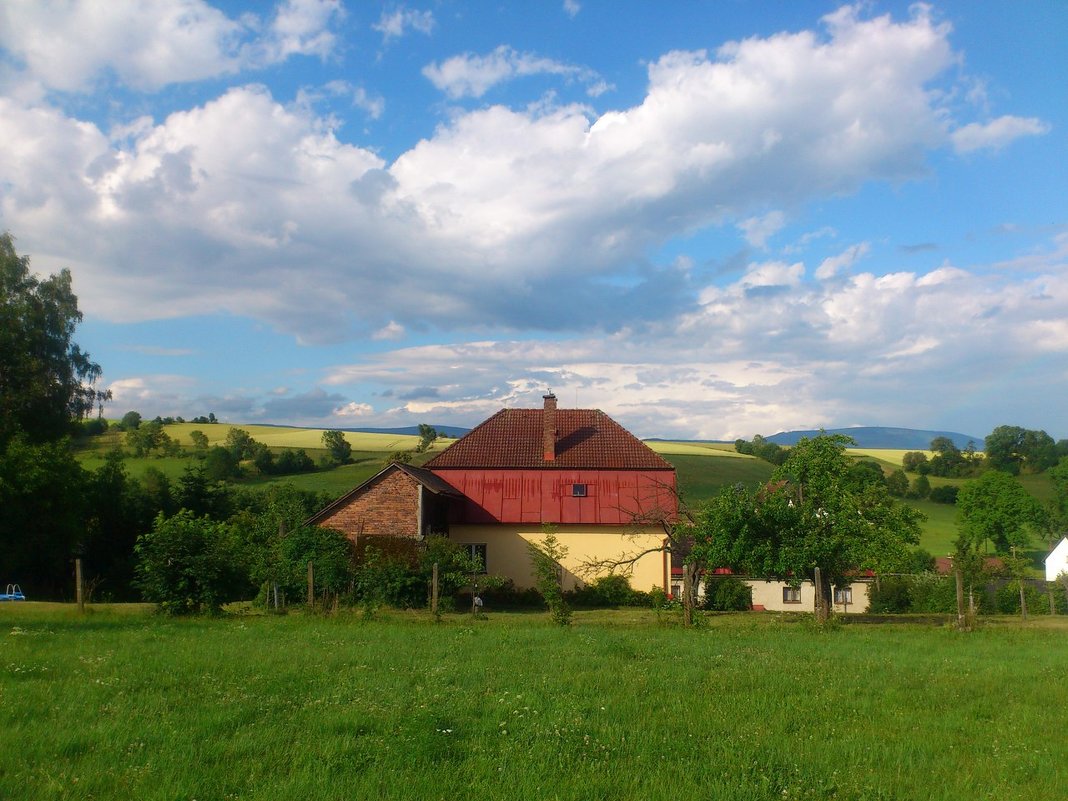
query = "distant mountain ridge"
xmin=765 ymin=426 xmax=984 ymax=450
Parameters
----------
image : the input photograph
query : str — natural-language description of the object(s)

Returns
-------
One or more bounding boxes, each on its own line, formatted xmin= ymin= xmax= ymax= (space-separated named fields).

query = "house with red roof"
xmin=308 ymin=393 xmax=677 ymax=591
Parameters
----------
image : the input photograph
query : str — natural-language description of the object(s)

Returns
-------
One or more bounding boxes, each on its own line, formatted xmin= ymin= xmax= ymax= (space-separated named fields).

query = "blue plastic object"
xmin=0 ymin=584 xmax=25 ymax=601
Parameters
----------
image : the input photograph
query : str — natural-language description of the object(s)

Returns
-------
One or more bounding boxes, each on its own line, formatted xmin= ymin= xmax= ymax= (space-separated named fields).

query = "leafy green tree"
xmin=886 ymin=469 xmax=909 ymax=497
xmin=929 ymin=485 xmax=959 ymax=504
xmin=0 ymin=433 xmax=88 ymax=597
xmin=278 ymin=525 xmax=355 ymax=602
xmin=140 ymin=466 xmax=176 ymax=517
xmin=189 ymin=430 xmax=209 ymax=453
xmin=124 ymin=419 xmax=171 ymax=456
xmin=251 ymin=442 xmax=275 ymax=474
xmin=416 ymin=424 xmax=438 ymax=453
xmin=695 ymin=434 xmax=923 ymax=618
xmin=134 ymin=511 xmax=249 ymax=614
xmin=230 ymin=483 xmax=333 ymax=607
xmin=844 ymin=460 xmax=886 ymax=491
xmin=527 ymin=526 xmax=571 ymax=625
xmin=1046 ymin=457 xmax=1068 ymax=546
xmin=957 ymin=470 xmax=1040 ymax=553
xmin=175 ymin=464 xmax=233 ymax=519
xmin=734 ymin=435 xmax=787 ymax=465
xmin=81 ymin=450 xmax=152 ymax=600
xmin=276 ymin=448 xmax=314 ymax=474
xmin=909 ymin=473 xmax=931 ymax=499
xmin=984 ymin=425 xmax=1058 ymax=474
xmin=120 ymin=411 xmax=142 ymax=431
xmin=321 ymin=429 xmax=352 ymax=464
xmin=927 ymin=437 xmax=965 ymax=477
xmin=902 ymin=451 xmax=929 ymax=474
xmin=225 ymin=427 xmax=256 ymax=460
xmin=0 ymin=233 xmax=106 ymax=447
xmin=204 ymin=446 xmax=241 ymax=481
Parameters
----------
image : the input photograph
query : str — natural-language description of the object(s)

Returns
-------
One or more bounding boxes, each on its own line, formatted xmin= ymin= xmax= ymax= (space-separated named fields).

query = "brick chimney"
xmin=542 ymin=391 xmax=557 ymax=462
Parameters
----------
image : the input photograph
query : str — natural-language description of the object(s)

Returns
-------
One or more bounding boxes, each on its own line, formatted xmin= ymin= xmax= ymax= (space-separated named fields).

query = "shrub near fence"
xmin=703 ymin=576 xmax=754 ymax=611
xmin=995 ymin=580 xmax=1068 ymax=615
xmin=869 ymin=574 xmax=1068 ymax=615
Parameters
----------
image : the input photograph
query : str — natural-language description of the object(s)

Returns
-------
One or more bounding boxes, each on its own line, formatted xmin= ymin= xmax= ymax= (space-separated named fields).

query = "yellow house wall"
xmin=448 ymin=524 xmax=666 ymax=592
xmin=746 ymin=580 xmax=871 ymax=614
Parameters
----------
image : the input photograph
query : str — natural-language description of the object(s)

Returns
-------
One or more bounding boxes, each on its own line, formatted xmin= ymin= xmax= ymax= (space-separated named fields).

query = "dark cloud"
xmin=398 ymin=386 xmax=440 ymax=400
xmin=260 ymin=388 xmax=348 ymax=420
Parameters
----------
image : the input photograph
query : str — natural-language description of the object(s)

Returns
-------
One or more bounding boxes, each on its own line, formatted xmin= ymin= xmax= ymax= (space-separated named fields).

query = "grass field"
xmin=645 ymin=440 xmax=751 ymax=457
xmin=2 ymin=606 xmax=1066 ymax=801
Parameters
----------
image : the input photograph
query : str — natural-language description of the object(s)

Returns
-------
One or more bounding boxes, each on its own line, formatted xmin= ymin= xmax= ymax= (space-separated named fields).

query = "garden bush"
xmin=868 ymin=576 xmax=912 ymax=613
xmin=568 ymin=574 xmax=649 ymax=608
xmin=702 ymin=576 xmax=753 ymax=611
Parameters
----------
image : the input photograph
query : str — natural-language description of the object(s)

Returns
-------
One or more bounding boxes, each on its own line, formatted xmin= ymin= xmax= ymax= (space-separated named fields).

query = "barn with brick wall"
xmin=308 ymin=393 xmax=678 ymax=592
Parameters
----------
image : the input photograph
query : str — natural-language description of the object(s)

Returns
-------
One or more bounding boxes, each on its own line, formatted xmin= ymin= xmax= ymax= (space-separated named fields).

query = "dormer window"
xmin=572 ymin=483 xmax=588 ymax=497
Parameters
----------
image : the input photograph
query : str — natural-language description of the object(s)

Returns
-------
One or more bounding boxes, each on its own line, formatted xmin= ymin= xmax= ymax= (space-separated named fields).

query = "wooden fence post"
xmin=431 ymin=562 xmax=439 ymax=618
xmin=75 ymin=558 xmax=84 ymax=614
xmin=682 ymin=568 xmax=693 ymax=627
xmin=307 ymin=561 xmax=314 ymax=608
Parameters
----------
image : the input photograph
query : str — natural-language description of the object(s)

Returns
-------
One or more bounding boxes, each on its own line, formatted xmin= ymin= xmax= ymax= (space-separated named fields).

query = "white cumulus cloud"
xmin=423 ymin=45 xmax=605 ymax=99
xmin=951 ymin=115 xmax=1050 ymax=153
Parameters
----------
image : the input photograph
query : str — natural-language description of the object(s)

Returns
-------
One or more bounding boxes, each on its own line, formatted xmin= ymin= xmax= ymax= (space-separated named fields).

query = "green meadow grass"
xmin=671 ymin=453 xmax=775 ymax=502
xmin=2 ymin=607 xmax=1066 ymax=801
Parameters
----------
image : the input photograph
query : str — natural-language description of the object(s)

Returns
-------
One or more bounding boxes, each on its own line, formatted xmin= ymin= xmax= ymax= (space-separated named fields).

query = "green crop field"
xmin=2 ymin=606 xmax=1066 ymax=801
xmin=645 ymin=440 xmax=751 ymax=457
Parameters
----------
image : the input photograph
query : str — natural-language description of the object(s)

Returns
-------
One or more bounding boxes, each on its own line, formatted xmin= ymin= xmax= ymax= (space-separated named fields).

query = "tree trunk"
xmin=431 ymin=562 xmax=439 ymax=618
xmin=813 ymin=567 xmax=827 ymax=623
xmin=682 ymin=566 xmax=693 ymax=627
xmin=1018 ymin=580 xmax=1028 ymax=621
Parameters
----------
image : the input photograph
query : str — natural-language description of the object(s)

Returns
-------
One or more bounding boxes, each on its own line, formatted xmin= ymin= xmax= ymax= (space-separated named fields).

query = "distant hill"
xmin=765 ymin=427 xmax=984 ymax=450
xmin=341 ymin=424 xmax=471 ymax=439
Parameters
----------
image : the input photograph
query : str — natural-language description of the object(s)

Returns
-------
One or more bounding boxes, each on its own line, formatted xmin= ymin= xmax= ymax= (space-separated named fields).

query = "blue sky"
xmin=1 ymin=1 xmax=1065 ymax=440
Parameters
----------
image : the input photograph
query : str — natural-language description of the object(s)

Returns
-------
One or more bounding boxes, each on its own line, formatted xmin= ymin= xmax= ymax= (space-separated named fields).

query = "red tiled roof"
xmin=425 ymin=408 xmax=674 ymax=470
xmin=935 ymin=556 xmax=1005 ymax=575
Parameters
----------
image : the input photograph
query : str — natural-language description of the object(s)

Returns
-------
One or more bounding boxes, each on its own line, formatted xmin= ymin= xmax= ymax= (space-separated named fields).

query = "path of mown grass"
xmin=2 ymin=607 xmax=1066 ymax=801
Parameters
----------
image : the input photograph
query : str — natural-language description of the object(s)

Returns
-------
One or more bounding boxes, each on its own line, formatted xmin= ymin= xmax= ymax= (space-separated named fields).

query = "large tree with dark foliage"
xmin=696 ymin=434 xmax=923 ymax=619
xmin=0 ymin=233 xmax=111 ymax=597
xmin=0 ymin=233 xmax=106 ymax=447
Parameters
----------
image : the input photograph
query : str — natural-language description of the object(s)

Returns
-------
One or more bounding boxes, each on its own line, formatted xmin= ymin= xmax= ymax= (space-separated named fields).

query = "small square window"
xmin=572 ymin=483 xmax=587 ymax=497
xmin=834 ymin=587 xmax=852 ymax=604
xmin=783 ymin=586 xmax=802 ymax=604
xmin=465 ymin=543 xmax=487 ymax=573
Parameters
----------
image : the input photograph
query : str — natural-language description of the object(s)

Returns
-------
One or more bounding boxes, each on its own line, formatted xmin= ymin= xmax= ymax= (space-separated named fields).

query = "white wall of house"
xmin=746 ymin=579 xmax=871 ymax=614
xmin=1046 ymin=537 xmax=1068 ymax=582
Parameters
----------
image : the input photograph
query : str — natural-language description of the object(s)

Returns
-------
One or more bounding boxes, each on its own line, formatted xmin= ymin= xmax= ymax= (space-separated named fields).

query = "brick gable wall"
xmin=317 ymin=469 xmax=420 ymax=540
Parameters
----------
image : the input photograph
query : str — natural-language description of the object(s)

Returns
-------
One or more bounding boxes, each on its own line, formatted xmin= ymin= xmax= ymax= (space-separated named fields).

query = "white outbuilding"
xmin=1045 ymin=537 xmax=1068 ymax=582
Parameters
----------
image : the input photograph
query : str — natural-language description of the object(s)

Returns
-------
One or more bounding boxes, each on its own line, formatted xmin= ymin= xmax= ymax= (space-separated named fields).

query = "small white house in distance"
xmin=1046 ymin=537 xmax=1068 ymax=582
